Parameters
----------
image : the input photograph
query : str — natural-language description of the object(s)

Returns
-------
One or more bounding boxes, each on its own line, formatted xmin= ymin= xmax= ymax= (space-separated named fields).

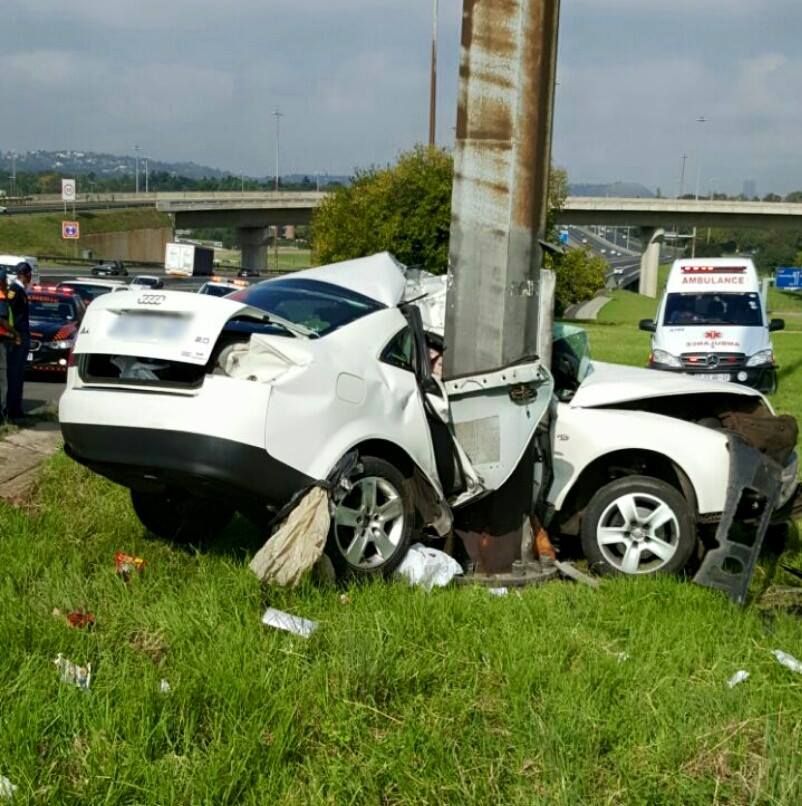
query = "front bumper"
xmin=648 ymin=363 xmax=776 ymax=392
xmin=27 ymin=345 xmax=70 ymax=373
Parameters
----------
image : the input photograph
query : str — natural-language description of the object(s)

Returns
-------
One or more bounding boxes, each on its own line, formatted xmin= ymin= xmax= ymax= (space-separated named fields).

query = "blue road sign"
xmin=559 ymin=230 xmax=570 ymax=245
xmin=776 ymin=267 xmax=802 ymax=290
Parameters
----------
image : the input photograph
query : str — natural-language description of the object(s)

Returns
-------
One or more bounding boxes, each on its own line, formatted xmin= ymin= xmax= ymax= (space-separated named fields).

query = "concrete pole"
xmin=638 ymin=226 xmax=664 ymax=298
xmin=239 ymin=226 xmax=269 ymax=273
xmin=445 ymin=0 xmax=561 ymax=377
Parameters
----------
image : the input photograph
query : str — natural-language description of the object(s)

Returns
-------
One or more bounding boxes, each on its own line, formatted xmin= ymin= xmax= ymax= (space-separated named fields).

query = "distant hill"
xmin=0 ymin=150 xmax=351 ymax=186
xmin=0 ymin=149 xmax=232 ymax=180
xmin=569 ymin=181 xmax=655 ymax=198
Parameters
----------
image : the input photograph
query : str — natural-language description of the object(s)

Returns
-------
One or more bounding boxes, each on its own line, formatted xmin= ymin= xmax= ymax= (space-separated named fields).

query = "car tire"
xmin=131 ymin=489 xmax=234 ymax=544
xmin=580 ymin=475 xmax=696 ymax=576
xmin=328 ymin=456 xmax=414 ymax=578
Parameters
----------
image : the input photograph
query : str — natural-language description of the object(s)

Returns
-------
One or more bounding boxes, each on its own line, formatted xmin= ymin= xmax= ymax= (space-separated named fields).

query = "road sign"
xmin=775 ymin=267 xmax=802 ymax=290
xmin=559 ymin=229 xmax=570 ymax=245
xmin=61 ymin=179 xmax=77 ymax=202
xmin=62 ymin=221 xmax=80 ymax=240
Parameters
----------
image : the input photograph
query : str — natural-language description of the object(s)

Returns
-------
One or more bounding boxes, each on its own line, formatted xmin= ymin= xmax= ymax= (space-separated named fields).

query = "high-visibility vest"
xmin=0 ymin=288 xmax=14 ymax=339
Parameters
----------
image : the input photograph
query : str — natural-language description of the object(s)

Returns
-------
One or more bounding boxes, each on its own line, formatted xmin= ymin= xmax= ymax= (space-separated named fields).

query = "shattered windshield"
xmin=229 ymin=278 xmax=385 ymax=336
xmin=663 ymin=293 xmax=764 ymax=327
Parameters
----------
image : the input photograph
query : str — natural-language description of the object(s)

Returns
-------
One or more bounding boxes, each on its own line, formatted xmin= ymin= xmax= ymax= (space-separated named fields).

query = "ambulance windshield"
xmin=663 ymin=292 xmax=763 ymax=327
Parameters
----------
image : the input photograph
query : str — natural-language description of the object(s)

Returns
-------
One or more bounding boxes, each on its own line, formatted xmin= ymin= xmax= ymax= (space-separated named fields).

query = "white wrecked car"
xmin=405 ymin=269 xmax=799 ymax=590
xmin=61 ymin=254 xmax=798 ymax=595
xmin=60 ymin=253 xmax=553 ymax=575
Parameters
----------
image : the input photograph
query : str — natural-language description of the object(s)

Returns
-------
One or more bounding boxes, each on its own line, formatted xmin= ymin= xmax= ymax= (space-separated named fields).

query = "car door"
xmin=405 ymin=305 xmax=554 ymax=506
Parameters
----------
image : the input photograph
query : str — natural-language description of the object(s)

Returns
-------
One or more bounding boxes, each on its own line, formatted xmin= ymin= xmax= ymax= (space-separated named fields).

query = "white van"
xmin=639 ymin=258 xmax=784 ymax=393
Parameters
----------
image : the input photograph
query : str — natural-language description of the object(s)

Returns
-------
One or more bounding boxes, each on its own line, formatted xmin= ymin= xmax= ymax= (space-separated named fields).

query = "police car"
xmin=27 ymin=286 xmax=87 ymax=374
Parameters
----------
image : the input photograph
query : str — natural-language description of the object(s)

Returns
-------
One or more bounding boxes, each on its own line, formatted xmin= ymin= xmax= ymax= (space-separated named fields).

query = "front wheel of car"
xmin=580 ymin=476 xmax=696 ymax=576
xmin=131 ymin=489 xmax=234 ymax=544
xmin=328 ymin=456 xmax=414 ymax=577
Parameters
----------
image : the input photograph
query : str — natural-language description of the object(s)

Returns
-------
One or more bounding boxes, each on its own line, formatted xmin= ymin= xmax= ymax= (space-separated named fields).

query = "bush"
xmin=551 ymin=248 xmax=607 ymax=316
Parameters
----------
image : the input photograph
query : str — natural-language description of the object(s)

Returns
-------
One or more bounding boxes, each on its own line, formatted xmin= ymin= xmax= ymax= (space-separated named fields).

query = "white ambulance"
xmin=639 ymin=258 xmax=784 ymax=393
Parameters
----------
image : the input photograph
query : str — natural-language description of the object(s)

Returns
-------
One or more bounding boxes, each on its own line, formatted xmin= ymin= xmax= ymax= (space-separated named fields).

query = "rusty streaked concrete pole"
xmin=444 ymin=0 xmax=561 ymax=377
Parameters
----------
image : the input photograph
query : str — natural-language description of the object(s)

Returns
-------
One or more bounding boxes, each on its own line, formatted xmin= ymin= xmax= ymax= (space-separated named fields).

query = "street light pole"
xmin=692 ymin=116 xmax=707 ymax=258
xmin=273 ymin=109 xmax=283 ymax=192
xmin=428 ymin=0 xmax=438 ymax=147
xmin=144 ymin=156 xmax=150 ymax=193
xmin=133 ymin=144 xmax=141 ymax=194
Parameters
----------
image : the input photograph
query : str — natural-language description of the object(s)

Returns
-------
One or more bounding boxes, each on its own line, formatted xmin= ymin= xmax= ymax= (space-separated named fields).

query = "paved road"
xmin=24 ymin=378 xmax=64 ymax=415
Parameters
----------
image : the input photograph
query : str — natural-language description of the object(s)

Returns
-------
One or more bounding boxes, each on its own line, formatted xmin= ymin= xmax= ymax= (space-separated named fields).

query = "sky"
xmin=2 ymin=0 xmax=802 ymax=195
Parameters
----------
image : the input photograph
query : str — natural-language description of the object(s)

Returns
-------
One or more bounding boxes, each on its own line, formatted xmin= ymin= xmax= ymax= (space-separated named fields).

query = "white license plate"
xmin=27 ymin=352 xmax=34 ymax=362
xmin=697 ymin=373 xmax=730 ymax=382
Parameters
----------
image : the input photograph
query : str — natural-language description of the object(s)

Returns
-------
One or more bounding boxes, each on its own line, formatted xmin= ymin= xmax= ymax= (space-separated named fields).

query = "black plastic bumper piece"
xmin=693 ymin=437 xmax=782 ymax=605
xmin=61 ymin=423 xmax=313 ymax=508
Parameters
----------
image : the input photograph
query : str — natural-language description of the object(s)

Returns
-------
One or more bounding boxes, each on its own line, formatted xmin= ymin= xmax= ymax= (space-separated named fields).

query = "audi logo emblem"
xmin=706 ymin=354 xmax=720 ymax=368
xmin=137 ymin=294 xmax=166 ymax=305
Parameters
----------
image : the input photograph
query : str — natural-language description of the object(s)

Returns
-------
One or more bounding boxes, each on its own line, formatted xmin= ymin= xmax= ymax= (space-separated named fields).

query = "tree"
xmin=311 ymin=146 xmax=453 ymax=272
xmin=552 ymin=248 xmax=607 ymax=316
xmin=311 ymin=147 xmax=603 ymax=310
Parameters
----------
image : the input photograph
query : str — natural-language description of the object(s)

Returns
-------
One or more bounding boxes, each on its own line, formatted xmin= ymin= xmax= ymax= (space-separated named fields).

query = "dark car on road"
xmin=27 ymin=286 xmax=87 ymax=374
xmin=91 ymin=261 xmax=128 ymax=277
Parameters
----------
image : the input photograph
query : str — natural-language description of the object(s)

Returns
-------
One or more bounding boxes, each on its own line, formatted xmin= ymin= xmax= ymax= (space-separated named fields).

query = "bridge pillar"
xmin=638 ymin=226 xmax=664 ymax=298
xmin=238 ymin=226 xmax=269 ymax=273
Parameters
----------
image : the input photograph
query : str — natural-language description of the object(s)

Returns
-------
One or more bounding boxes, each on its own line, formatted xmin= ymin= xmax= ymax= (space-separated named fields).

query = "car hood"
xmin=30 ymin=320 xmax=77 ymax=340
xmin=570 ymin=360 xmax=764 ymax=408
xmin=286 ymin=252 xmax=407 ymax=306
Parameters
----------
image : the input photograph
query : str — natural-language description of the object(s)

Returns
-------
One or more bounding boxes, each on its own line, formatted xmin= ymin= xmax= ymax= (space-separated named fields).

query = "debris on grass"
xmin=159 ymin=679 xmax=171 ymax=694
xmin=616 ymin=651 xmax=630 ymax=663
xmin=129 ymin=629 xmax=169 ymax=665
xmin=249 ymin=487 xmax=329 ymax=587
xmin=488 ymin=587 xmax=509 ymax=597
xmin=394 ymin=544 xmax=463 ymax=591
xmin=554 ymin=560 xmax=601 ymax=589
xmin=54 ymin=654 xmax=91 ymax=690
xmin=772 ymin=649 xmax=802 ymax=674
xmin=726 ymin=670 xmax=750 ymax=688
xmin=0 ymin=775 xmax=16 ymax=800
xmin=261 ymin=607 xmax=318 ymax=638
xmin=339 ymin=593 xmax=352 ymax=606
xmin=115 ymin=552 xmax=146 ymax=582
xmin=66 ymin=610 xmax=95 ymax=630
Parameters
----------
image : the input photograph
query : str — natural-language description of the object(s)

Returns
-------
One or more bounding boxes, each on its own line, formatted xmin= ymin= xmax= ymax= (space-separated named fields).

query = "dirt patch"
xmin=0 ymin=421 xmax=62 ymax=505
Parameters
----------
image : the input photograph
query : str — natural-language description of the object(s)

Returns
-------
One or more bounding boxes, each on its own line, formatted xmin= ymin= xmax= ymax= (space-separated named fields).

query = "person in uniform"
xmin=5 ymin=262 xmax=32 ymax=422
xmin=0 ymin=268 xmax=21 ymax=423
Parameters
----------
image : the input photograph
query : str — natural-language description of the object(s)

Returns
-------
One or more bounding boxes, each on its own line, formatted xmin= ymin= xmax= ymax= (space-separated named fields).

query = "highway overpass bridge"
xmin=8 ymin=193 xmax=802 ymax=293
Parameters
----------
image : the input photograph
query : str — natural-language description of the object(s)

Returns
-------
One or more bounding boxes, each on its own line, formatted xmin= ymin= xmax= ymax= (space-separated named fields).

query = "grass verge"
xmin=0 ymin=452 xmax=800 ymax=804
xmin=0 ymin=209 xmax=171 ymax=258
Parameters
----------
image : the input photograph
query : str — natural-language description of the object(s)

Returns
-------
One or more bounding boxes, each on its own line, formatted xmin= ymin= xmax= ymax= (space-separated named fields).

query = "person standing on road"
xmin=5 ymin=262 xmax=32 ymax=423
xmin=0 ymin=268 xmax=21 ymax=423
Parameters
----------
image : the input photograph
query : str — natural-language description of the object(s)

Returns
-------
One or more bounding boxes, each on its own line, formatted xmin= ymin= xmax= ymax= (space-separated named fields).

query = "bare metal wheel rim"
xmin=333 ymin=476 xmax=406 ymax=569
xmin=597 ymin=492 xmax=680 ymax=575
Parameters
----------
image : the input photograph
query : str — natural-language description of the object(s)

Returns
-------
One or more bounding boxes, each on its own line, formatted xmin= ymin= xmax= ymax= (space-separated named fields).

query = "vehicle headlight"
xmin=746 ymin=350 xmax=774 ymax=368
xmin=651 ymin=349 xmax=682 ymax=368
xmin=46 ymin=339 xmax=75 ymax=350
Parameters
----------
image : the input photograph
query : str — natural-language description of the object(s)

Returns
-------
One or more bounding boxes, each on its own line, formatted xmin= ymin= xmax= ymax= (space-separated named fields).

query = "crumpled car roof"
xmin=286 ymin=252 xmax=408 ymax=307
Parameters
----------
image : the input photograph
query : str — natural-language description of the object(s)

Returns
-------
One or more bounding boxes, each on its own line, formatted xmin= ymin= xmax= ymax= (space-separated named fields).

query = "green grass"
xmin=0 ymin=209 xmax=171 ymax=258
xmin=1 ymin=454 xmax=801 ymax=804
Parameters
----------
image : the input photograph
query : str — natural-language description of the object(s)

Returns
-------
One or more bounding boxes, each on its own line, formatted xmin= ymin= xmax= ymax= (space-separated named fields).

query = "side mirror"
xmin=638 ymin=319 xmax=657 ymax=333
xmin=770 ymin=318 xmax=785 ymax=332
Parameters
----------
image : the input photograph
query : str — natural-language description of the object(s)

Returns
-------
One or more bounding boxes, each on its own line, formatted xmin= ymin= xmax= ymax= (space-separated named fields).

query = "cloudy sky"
xmin=3 ymin=0 xmax=801 ymax=195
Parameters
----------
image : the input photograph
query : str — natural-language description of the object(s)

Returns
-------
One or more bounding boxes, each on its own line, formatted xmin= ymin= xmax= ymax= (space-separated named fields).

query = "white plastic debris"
xmin=615 ymin=652 xmax=630 ymax=663
xmin=726 ymin=670 xmax=750 ymax=688
xmin=159 ymin=679 xmax=172 ymax=694
xmin=0 ymin=775 xmax=17 ymax=800
xmin=772 ymin=649 xmax=802 ymax=674
xmin=54 ymin=653 xmax=91 ymax=690
xmin=261 ymin=608 xmax=318 ymax=638
xmin=488 ymin=587 xmax=509 ymax=597
xmin=394 ymin=543 xmax=463 ymax=591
